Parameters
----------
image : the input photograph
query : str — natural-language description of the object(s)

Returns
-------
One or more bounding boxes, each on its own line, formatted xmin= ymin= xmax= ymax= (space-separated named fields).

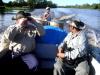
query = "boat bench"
xmin=35 ymin=43 xmax=58 ymax=69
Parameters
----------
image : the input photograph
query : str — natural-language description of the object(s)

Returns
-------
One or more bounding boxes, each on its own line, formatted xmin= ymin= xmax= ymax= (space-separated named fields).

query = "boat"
xmin=0 ymin=14 xmax=100 ymax=75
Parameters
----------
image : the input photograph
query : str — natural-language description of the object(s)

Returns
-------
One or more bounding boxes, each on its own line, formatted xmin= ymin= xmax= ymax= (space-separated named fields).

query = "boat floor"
xmin=0 ymin=62 xmax=75 ymax=75
xmin=0 ymin=67 xmax=75 ymax=75
xmin=0 ymin=69 xmax=75 ymax=75
xmin=0 ymin=52 xmax=75 ymax=75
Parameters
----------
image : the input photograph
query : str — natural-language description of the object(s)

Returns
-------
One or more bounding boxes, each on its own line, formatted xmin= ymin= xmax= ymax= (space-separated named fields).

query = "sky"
xmin=3 ymin=0 xmax=100 ymax=6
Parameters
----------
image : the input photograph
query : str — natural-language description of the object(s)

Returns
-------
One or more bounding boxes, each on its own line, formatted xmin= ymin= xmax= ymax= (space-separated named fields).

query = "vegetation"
xmin=60 ymin=3 xmax=100 ymax=9
xmin=0 ymin=0 xmax=100 ymax=10
xmin=0 ymin=0 xmax=4 ymax=8
xmin=3 ymin=0 xmax=57 ymax=9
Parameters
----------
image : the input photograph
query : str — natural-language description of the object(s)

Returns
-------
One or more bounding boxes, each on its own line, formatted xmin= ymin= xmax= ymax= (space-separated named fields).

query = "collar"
xmin=71 ymin=31 xmax=81 ymax=39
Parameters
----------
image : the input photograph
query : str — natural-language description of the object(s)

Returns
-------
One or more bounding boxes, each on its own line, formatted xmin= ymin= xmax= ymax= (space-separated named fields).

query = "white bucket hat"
xmin=66 ymin=20 xmax=86 ymax=30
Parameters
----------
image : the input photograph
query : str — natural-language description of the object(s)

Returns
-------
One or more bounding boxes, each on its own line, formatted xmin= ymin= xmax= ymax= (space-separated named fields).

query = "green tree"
xmin=27 ymin=0 xmax=36 ymax=8
xmin=6 ymin=1 xmax=13 ymax=7
xmin=15 ymin=0 xmax=25 ymax=3
xmin=0 ymin=0 xmax=5 ymax=14
xmin=98 ymin=4 xmax=100 ymax=9
xmin=47 ymin=1 xmax=57 ymax=8
xmin=92 ymin=3 xmax=99 ymax=9
xmin=0 ymin=0 xmax=4 ymax=6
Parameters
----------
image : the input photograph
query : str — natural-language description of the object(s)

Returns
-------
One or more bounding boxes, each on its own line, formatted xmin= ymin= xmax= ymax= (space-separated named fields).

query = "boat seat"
xmin=35 ymin=43 xmax=58 ymax=69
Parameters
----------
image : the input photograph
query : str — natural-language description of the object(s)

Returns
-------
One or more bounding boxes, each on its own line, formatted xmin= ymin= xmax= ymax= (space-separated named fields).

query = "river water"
xmin=0 ymin=8 xmax=100 ymax=29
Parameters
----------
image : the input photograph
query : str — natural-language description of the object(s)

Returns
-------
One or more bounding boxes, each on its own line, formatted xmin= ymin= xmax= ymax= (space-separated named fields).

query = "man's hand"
xmin=16 ymin=17 xmax=36 ymax=25
xmin=16 ymin=18 xmax=28 ymax=27
xmin=58 ymin=48 xmax=63 ymax=53
xmin=57 ymin=48 xmax=65 ymax=59
xmin=57 ymin=53 xmax=65 ymax=59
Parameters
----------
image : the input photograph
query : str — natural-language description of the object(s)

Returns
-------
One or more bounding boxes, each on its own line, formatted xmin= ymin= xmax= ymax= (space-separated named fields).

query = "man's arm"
xmin=57 ymin=36 xmax=68 ymax=58
xmin=32 ymin=19 xmax=45 ymax=36
xmin=0 ymin=25 xmax=18 ymax=58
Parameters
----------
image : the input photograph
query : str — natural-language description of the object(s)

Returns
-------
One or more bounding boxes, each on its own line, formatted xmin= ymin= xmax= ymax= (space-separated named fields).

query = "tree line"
xmin=1 ymin=0 xmax=100 ymax=9
xmin=4 ymin=0 xmax=57 ymax=9
xmin=62 ymin=3 xmax=100 ymax=9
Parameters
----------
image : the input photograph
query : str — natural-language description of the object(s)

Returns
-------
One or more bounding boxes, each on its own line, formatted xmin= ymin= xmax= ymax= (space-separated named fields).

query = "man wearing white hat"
xmin=54 ymin=20 xmax=90 ymax=75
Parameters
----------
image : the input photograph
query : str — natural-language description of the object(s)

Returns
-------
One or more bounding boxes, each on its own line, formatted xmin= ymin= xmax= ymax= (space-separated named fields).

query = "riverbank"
xmin=4 ymin=7 xmax=32 ymax=12
xmin=1 ymin=5 xmax=99 ymax=13
xmin=0 ymin=7 xmax=33 ymax=14
xmin=5 ymin=6 xmax=30 ymax=10
xmin=59 ymin=3 xmax=100 ymax=10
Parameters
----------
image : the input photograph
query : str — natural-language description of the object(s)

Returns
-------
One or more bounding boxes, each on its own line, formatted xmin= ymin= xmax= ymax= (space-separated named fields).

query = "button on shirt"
xmin=58 ymin=31 xmax=88 ymax=60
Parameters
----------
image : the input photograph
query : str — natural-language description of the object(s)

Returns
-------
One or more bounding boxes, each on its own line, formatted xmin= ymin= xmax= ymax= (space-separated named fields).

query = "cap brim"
xmin=12 ymin=15 xmax=24 ymax=20
xmin=12 ymin=12 xmax=31 ymax=20
xmin=12 ymin=16 xmax=17 ymax=20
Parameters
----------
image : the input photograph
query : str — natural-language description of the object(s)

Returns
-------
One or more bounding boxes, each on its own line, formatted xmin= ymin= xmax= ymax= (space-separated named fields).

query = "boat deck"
xmin=0 ymin=51 xmax=75 ymax=75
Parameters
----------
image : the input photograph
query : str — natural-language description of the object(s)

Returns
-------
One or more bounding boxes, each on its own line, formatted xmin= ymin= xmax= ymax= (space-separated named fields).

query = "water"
xmin=0 ymin=8 xmax=100 ymax=29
